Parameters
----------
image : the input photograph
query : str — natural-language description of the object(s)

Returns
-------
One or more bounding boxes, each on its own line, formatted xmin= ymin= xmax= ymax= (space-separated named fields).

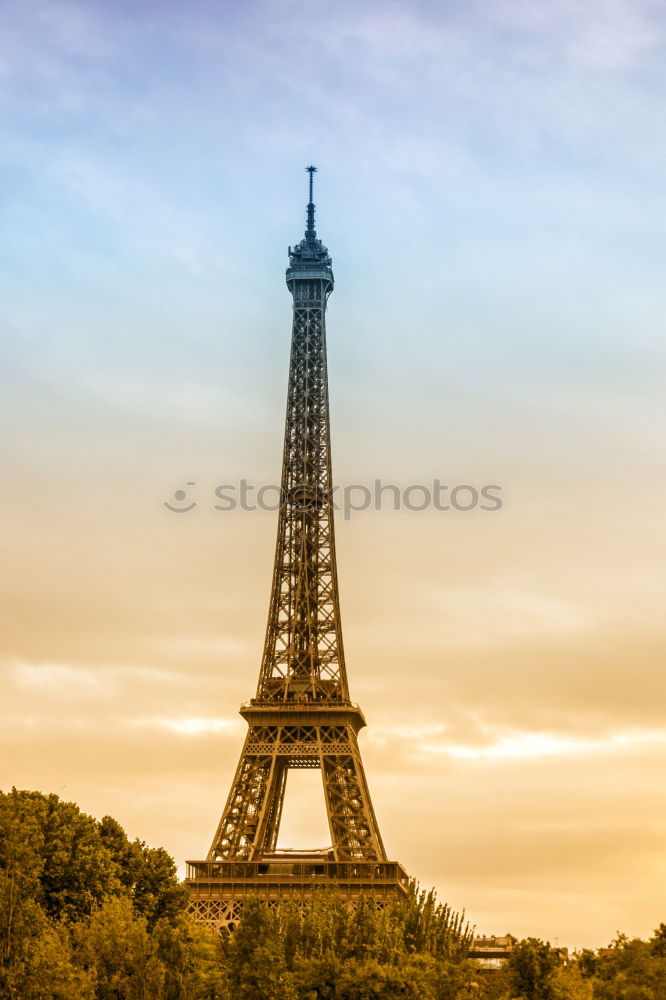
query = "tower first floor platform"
xmin=186 ymin=852 xmax=410 ymax=932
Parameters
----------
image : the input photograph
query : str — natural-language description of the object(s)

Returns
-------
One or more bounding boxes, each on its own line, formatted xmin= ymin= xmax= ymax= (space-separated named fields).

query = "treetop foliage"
xmin=0 ymin=787 xmax=186 ymax=925
xmin=0 ymin=788 xmax=663 ymax=1000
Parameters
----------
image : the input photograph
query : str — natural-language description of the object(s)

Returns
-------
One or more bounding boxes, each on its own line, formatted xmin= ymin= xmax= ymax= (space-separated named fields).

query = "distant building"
xmin=469 ymin=934 xmax=515 ymax=969
xmin=470 ymin=935 xmax=569 ymax=970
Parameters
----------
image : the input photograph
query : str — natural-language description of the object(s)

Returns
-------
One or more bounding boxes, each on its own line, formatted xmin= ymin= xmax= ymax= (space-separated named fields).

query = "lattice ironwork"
xmin=207 ymin=716 xmax=384 ymax=861
xmin=257 ymin=201 xmax=344 ymax=705
xmin=187 ymin=168 xmax=406 ymax=927
xmin=187 ymin=889 xmax=401 ymax=934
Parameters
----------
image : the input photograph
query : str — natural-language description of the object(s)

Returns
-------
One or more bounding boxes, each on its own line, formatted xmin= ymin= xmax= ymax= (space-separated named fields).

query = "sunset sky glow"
xmin=1 ymin=0 xmax=665 ymax=950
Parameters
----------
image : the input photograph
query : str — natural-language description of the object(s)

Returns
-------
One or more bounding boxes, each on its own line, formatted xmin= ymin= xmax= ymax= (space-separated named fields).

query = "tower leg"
xmin=321 ymin=734 xmax=386 ymax=861
xmin=207 ymin=731 xmax=277 ymax=861
xmin=254 ymin=756 xmax=288 ymax=853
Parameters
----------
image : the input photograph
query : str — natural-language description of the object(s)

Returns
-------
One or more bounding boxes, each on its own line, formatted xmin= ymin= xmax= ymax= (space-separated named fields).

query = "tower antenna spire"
xmin=305 ymin=164 xmax=317 ymax=237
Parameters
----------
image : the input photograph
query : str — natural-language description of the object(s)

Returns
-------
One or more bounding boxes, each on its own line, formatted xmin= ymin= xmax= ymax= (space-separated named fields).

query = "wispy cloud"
xmin=420 ymin=728 xmax=666 ymax=760
xmin=139 ymin=716 xmax=241 ymax=736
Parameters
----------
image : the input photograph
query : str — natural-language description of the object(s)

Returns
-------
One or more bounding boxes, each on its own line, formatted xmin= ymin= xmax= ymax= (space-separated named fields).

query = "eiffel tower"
xmin=186 ymin=168 xmax=408 ymax=931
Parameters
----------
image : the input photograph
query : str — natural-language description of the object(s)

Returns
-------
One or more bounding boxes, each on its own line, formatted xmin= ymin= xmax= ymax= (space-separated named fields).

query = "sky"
xmin=1 ymin=0 xmax=665 ymax=950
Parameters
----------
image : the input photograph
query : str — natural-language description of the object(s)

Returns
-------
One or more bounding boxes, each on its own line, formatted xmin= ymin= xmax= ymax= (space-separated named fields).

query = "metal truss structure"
xmin=187 ymin=168 xmax=407 ymax=931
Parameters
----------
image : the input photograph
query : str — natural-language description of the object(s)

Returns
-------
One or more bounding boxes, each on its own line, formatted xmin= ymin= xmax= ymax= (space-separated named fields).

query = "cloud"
xmin=140 ymin=716 xmax=241 ymax=736
xmin=12 ymin=660 xmax=108 ymax=692
xmin=489 ymin=0 xmax=666 ymax=70
xmin=418 ymin=728 xmax=666 ymax=761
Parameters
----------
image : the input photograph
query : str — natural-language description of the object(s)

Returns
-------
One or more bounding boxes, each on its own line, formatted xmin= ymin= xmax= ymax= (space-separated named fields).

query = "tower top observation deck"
xmin=286 ymin=165 xmax=334 ymax=288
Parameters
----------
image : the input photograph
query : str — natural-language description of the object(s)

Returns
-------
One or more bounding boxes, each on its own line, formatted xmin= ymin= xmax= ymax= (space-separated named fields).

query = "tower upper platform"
xmin=286 ymin=165 xmax=334 ymax=289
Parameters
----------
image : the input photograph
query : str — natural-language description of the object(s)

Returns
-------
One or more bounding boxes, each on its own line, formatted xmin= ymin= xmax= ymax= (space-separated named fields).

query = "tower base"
xmin=186 ymin=852 xmax=410 ymax=932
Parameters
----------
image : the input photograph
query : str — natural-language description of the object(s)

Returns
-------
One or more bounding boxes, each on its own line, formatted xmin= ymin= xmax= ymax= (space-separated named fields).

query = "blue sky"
xmin=1 ymin=0 xmax=665 ymax=948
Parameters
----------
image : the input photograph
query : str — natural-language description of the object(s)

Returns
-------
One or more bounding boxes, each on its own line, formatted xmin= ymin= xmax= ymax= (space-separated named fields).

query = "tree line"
xmin=1 ymin=789 xmax=663 ymax=999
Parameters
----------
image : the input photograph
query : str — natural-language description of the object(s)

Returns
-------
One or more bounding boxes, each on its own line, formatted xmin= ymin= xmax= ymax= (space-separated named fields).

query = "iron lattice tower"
xmin=187 ymin=169 xmax=407 ymax=931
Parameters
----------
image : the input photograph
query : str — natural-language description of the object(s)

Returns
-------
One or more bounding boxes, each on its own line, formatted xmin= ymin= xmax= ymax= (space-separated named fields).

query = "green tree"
xmin=153 ymin=914 xmax=230 ymax=1000
xmin=73 ymin=896 xmax=165 ymax=1000
xmin=398 ymin=885 xmax=473 ymax=962
xmin=98 ymin=815 xmax=137 ymax=889
xmin=0 ymin=791 xmax=46 ymax=991
xmin=227 ymin=900 xmax=294 ymax=1000
xmin=336 ymin=955 xmax=437 ymax=999
xmin=649 ymin=925 xmax=666 ymax=960
xmin=464 ymin=964 xmax=512 ymax=1000
xmin=4 ymin=913 xmax=94 ymax=1000
xmin=551 ymin=963 xmax=593 ymax=1000
xmin=592 ymin=932 xmax=666 ymax=1000
xmin=132 ymin=844 xmax=188 ymax=926
xmin=0 ymin=789 xmax=119 ymax=922
xmin=578 ymin=950 xmax=598 ymax=979
xmin=290 ymin=954 xmax=342 ymax=1000
xmin=508 ymin=938 xmax=558 ymax=1000
xmin=100 ymin=813 xmax=187 ymax=925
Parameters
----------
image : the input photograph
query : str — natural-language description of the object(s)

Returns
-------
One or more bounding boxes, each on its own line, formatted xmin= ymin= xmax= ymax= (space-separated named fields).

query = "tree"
xmin=336 ymin=956 xmax=437 ymax=1000
xmin=577 ymin=949 xmax=598 ymax=979
xmin=649 ymin=924 xmax=666 ymax=960
xmin=4 ymin=915 xmax=94 ymax=1000
xmin=290 ymin=955 xmax=342 ymax=1000
xmin=131 ymin=844 xmax=188 ymax=926
xmin=226 ymin=900 xmax=294 ymax=1000
xmin=592 ymin=932 xmax=666 ymax=1000
xmin=399 ymin=885 xmax=473 ymax=962
xmin=0 ymin=791 xmax=46 ymax=991
xmin=99 ymin=814 xmax=187 ymax=925
xmin=0 ymin=789 xmax=119 ymax=922
xmin=551 ymin=963 xmax=593 ymax=1000
xmin=153 ymin=914 xmax=230 ymax=1000
xmin=73 ymin=896 xmax=164 ymax=1000
xmin=507 ymin=938 xmax=558 ymax=1000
